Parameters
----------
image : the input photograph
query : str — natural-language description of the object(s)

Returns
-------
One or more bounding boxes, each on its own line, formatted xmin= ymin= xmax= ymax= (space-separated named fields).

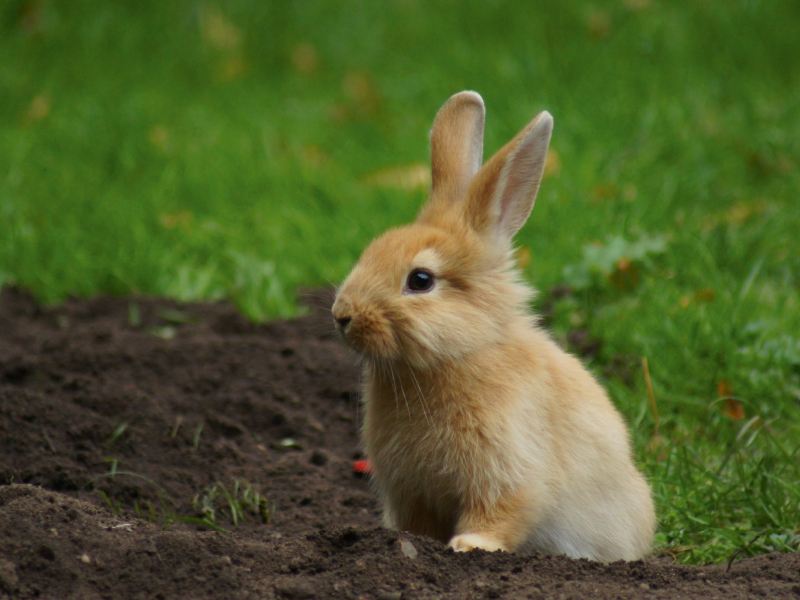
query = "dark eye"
xmin=407 ymin=269 xmax=435 ymax=293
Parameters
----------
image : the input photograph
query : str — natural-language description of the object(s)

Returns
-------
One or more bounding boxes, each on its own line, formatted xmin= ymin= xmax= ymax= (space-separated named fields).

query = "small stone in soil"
xmin=398 ymin=539 xmax=418 ymax=559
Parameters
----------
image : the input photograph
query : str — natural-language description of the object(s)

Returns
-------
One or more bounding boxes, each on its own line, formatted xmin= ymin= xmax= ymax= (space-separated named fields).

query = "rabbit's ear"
xmin=428 ymin=91 xmax=485 ymax=205
xmin=465 ymin=111 xmax=553 ymax=242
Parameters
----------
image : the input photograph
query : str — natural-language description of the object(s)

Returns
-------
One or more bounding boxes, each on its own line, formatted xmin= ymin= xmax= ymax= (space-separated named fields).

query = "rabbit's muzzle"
xmin=332 ymin=296 xmax=399 ymax=359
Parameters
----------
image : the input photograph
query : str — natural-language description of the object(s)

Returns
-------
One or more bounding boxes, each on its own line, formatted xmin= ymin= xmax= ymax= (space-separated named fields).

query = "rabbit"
xmin=331 ymin=91 xmax=656 ymax=561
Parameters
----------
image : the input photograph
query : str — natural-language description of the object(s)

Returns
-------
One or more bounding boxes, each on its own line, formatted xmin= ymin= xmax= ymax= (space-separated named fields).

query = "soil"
xmin=0 ymin=287 xmax=798 ymax=600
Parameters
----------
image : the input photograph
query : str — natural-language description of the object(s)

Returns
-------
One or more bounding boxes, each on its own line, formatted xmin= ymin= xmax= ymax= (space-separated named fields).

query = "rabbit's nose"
xmin=331 ymin=295 xmax=353 ymax=334
xmin=334 ymin=315 xmax=352 ymax=332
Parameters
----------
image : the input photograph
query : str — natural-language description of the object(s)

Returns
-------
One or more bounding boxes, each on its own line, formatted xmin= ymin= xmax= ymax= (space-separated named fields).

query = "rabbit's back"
xmin=513 ymin=330 xmax=656 ymax=560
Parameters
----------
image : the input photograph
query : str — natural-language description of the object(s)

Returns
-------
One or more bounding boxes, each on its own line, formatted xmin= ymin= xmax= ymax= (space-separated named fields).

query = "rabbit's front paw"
xmin=448 ymin=533 xmax=506 ymax=553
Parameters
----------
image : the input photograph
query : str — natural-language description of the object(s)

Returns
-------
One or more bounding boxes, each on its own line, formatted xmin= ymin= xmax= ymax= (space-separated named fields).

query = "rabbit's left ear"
xmin=428 ymin=91 xmax=486 ymax=205
xmin=465 ymin=111 xmax=553 ymax=242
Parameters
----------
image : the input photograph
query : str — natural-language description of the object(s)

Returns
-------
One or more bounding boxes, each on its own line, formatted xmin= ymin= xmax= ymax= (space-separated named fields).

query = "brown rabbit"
xmin=332 ymin=91 xmax=655 ymax=560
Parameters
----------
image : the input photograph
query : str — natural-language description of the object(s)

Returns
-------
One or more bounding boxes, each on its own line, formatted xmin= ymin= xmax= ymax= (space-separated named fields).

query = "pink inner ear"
xmin=497 ymin=145 xmax=547 ymax=237
xmin=494 ymin=113 xmax=552 ymax=239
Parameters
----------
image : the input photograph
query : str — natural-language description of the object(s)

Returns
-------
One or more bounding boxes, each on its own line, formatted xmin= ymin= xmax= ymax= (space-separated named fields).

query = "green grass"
xmin=2 ymin=0 xmax=799 ymax=563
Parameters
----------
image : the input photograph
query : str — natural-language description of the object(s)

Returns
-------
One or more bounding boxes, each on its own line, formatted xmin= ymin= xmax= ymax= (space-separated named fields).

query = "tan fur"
xmin=332 ymin=91 xmax=656 ymax=561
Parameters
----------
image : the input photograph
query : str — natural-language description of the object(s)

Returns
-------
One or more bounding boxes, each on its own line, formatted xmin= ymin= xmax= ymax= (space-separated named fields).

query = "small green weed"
xmin=95 ymin=490 xmax=124 ymax=517
xmin=85 ymin=463 xmax=276 ymax=532
xmin=192 ymin=422 xmax=204 ymax=449
xmin=191 ymin=480 xmax=275 ymax=528
xmin=84 ymin=458 xmax=166 ymax=493
xmin=106 ymin=423 xmax=129 ymax=447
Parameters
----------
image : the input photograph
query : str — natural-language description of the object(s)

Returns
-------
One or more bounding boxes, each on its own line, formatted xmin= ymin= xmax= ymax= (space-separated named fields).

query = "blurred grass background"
xmin=1 ymin=0 xmax=799 ymax=563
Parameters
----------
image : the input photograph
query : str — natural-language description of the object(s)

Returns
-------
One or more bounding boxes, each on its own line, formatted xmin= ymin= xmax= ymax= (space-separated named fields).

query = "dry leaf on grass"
xmin=362 ymin=164 xmax=430 ymax=192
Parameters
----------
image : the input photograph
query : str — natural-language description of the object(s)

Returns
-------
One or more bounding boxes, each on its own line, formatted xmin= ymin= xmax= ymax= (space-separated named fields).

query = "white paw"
xmin=448 ymin=533 xmax=506 ymax=553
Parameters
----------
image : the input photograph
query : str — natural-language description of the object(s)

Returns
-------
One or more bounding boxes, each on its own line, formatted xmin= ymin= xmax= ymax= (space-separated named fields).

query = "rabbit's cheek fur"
xmin=396 ymin=299 xmax=500 ymax=368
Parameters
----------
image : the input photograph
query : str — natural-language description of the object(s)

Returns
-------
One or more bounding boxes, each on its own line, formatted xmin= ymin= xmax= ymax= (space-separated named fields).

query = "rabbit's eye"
xmin=407 ymin=269 xmax=435 ymax=293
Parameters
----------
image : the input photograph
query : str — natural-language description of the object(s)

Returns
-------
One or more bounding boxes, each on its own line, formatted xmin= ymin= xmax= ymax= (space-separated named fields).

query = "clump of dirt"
xmin=0 ymin=288 xmax=798 ymax=599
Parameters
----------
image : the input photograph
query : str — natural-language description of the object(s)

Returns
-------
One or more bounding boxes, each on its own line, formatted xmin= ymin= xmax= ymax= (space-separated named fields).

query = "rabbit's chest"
xmin=363 ymin=384 xmax=513 ymax=503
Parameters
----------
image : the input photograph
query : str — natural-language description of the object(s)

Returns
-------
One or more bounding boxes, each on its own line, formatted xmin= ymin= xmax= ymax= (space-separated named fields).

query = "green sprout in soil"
xmin=191 ymin=480 xmax=275 ymax=528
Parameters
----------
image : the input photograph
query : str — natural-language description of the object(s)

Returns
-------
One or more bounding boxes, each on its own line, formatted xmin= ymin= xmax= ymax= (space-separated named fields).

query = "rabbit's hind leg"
xmin=448 ymin=490 xmax=535 ymax=553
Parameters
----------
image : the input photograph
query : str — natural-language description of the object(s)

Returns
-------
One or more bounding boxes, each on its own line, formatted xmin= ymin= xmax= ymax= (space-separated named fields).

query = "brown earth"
xmin=0 ymin=287 xmax=798 ymax=600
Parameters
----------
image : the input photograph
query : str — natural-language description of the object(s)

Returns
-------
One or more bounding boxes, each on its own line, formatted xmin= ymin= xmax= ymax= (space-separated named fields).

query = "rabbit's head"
xmin=332 ymin=91 xmax=553 ymax=370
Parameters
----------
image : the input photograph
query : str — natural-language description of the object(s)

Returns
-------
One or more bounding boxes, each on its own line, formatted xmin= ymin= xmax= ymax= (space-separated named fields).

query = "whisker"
xmin=396 ymin=363 xmax=414 ymax=423
xmin=381 ymin=358 xmax=395 ymax=420
xmin=395 ymin=365 xmax=412 ymax=421
xmin=386 ymin=358 xmax=410 ymax=421
xmin=352 ymin=357 xmax=362 ymax=444
xmin=405 ymin=360 xmax=433 ymax=429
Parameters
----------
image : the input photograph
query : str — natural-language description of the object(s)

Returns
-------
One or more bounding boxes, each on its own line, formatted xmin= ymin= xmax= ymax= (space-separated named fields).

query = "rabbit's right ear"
xmin=428 ymin=91 xmax=486 ymax=207
xmin=464 ymin=110 xmax=553 ymax=244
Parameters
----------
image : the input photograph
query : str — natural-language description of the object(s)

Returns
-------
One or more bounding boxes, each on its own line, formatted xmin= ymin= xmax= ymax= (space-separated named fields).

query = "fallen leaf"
xmin=291 ymin=43 xmax=318 ymax=75
xmin=18 ymin=0 xmax=49 ymax=35
xmin=722 ymin=398 xmax=745 ymax=421
xmin=726 ymin=201 xmax=766 ymax=227
xmin=363 ymin=164 xmax=430 ymax=192
xmin=23 ymin=93 xmax=51 ymax=125
xmin=214 ymin=55 xmax=246 ymax=82
xmin=646 ymin=434 xmax=666 ymax=454
xmin=544 ymin=149 xmax=561 ymax=179
xmin=590 ymin=182 xmax=618 ymax=202
xmin=159 ymin=211 xmax=193 ymax=230
xmin=148 ymin=125 xmax=171 ymax=153
xmin=609 ymin=258 xmax=640 ymax=290
xmin=695 ymin=288 xmax=715 ymax=302
xmin=199 ymin=7 xmax=242 ymax=51
xmin=717 ymin=379 xmax=733 ymax=398
xmin=705 ymin=199 xmax=768 ymax=232
xmin=516 ymin=246 xmax=532 ymax=270
xmin=343 ymin=71 xmax=379 ymax=116
xmin=199 ymin=7 xmax=247 ymax=82
xmin=586 ymin=10 xmax=611 ymax=39
xmin=300 ymin=145 xmax=327 ymax=168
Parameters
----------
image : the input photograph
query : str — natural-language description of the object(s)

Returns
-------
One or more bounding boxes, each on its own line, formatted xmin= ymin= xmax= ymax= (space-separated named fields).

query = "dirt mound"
xmin=0 ymin=288 xmax=797 ymax=599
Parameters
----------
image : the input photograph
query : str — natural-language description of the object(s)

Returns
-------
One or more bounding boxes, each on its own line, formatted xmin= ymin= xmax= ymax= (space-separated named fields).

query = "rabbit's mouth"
xmin=332 ymin=305 xmax=400 ymax=360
